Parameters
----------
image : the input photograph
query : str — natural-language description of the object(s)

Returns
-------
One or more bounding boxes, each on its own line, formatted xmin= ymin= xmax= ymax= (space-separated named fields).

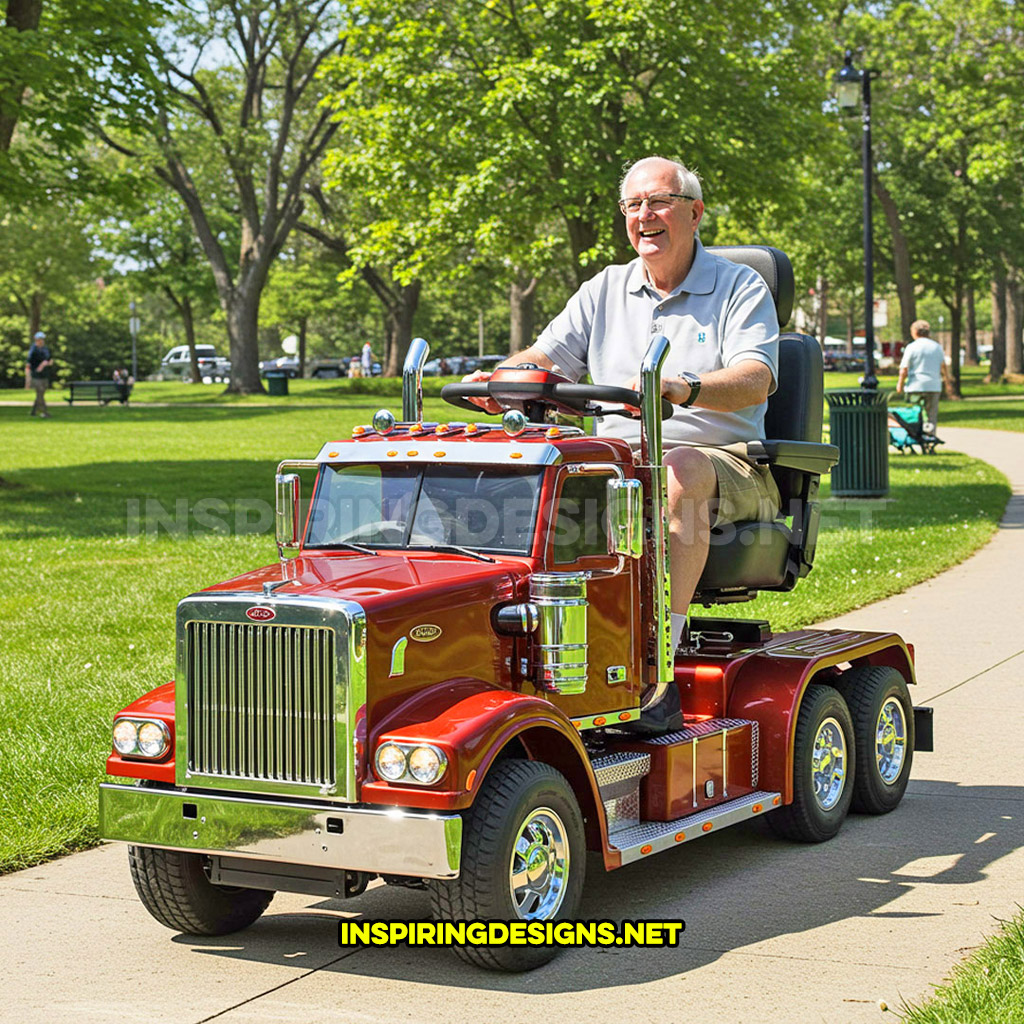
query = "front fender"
xmin=105 ymin=681 xmax=176 ymax=783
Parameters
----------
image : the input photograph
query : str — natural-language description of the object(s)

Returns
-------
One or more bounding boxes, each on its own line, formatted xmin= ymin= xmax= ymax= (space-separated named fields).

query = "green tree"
xmin=99 ymin=0 xmax=346 ymax=393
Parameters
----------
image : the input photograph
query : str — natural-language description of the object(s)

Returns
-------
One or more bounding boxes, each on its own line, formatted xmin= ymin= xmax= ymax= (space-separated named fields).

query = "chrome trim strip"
xmin=570 ymin=707 xmax=641 ymax=732
xmin=99 ymin=784 xmax=461 ymax=879
xmin=175 ymin=594 xmax=366 ymax=802
xmin=313 ymin=439 xmax=563 ymax=467
xmin=612 ymin=790 xmax=780 ymax=866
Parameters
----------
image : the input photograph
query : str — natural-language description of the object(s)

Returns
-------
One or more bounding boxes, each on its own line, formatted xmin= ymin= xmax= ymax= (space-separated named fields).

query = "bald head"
xmin=620 ymin=157 xmax=702 ymax=202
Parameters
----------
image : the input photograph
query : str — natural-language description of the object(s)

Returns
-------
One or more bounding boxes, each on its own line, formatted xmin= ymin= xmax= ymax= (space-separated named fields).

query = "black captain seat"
xmin=693 ymin=245 xmax=840 ymax=604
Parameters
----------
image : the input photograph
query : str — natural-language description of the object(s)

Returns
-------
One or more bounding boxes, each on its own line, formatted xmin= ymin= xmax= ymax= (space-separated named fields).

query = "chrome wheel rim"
xmin=876 ymin=698 xmax=907 ymax=784
xmin=812 ymin=716 xmax=847 ymax=811
xmin=508 ymin=807 xmax=569 ymax=919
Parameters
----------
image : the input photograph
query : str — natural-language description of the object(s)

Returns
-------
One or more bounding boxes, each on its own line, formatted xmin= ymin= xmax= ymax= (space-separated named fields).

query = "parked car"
xmin=310 ymin=358 xmax=350 ymax=379
xmin=160 ymin=345 xmax=231 ymax=381
xmin=259 ymin=356 xmax=301 ymax=379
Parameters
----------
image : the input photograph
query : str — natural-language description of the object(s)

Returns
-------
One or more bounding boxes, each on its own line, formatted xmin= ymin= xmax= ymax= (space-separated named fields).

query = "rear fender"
xmin=728 ymin=632 xmax=914 ymax=803
xmin=364 ymin=679 xmax=614 ymax=865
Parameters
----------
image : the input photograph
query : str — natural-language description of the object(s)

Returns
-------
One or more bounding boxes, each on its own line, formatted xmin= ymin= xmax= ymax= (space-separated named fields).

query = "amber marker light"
xmin=407 ymin=450 xmax=418 ymax=456
xmin=640 ymin=844 xmax=653 ymax=855
xmin=352 ymin=426 xmax=365 ymax=436
xmin=674 ymin=832 xmax=686 ymax=842
xmin=752 ymin=803 xmax=763 ymax=813
xmin=465 ymin=423 xmax=479 ymax=433
xmin=546 ymin=427 xmax=561 ymax=438
xmin=510 ymin=452 xmax=523 ymax=459
xmin=465 ymin=769 xmax=477 ymax=791
xmin=328 ymin=451 xmax=339 ymax=457
xmin=618 ymin=712 xmax=632 ymax=721
xmin=702 ymin=822 xmax=713 ymax=832
xmin=387 ymin=450 xmax=398 ymax=457
xmin=593 ymin=716 xmax=606 ymax=726
xmin=433 ymin=451 xmax=446 ymax=457
xmin=772 ymin=796 xmax=781 ymax=806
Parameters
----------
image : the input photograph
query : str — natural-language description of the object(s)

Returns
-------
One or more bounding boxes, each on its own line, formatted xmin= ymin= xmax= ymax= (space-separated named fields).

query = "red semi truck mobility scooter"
xmin=100 ymin=246 xmax=931 ymax=970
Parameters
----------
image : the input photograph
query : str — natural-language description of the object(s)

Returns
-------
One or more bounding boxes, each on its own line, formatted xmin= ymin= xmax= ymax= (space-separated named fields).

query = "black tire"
xmin=128 ymin=846 xmax=273 ymax=935
xmin=428 ymin=759 xmax=586 ymax=972
xmin=838 ymin=666 xmax=914 ymax=814
xmin=769 ymin=684 xmax=855 ymax=843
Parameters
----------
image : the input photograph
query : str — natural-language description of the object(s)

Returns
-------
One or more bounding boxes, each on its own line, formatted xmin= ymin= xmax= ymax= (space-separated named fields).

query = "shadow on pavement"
xmin=167 ymin=779 xmax=1022 ymax=994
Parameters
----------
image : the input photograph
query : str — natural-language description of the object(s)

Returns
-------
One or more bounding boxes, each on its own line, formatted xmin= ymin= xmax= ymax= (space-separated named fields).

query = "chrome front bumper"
xmin=99 ymin=783 xmax=462 ymax=879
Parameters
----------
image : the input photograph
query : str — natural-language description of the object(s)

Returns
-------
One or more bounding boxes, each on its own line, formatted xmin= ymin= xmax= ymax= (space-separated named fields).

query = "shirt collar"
xmin=627 ymin=239 xmax=718 ymax=298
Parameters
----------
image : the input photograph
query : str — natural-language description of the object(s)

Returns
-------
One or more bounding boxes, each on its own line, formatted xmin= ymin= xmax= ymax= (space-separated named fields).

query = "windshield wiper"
xmin=407 ymin=544 xmax=496 ymax=563
xmin=315 ymin=542 xmax=378 ymax=554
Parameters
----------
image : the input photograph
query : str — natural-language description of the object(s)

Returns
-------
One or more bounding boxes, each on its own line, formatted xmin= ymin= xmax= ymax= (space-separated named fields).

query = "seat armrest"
xmin=745 ymin=440 xmax=839 ymax=475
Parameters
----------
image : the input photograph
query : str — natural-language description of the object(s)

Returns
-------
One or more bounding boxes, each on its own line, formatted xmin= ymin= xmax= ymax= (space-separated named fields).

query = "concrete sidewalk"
xmin=2 ymin=427 xmax=1021 ymax=1024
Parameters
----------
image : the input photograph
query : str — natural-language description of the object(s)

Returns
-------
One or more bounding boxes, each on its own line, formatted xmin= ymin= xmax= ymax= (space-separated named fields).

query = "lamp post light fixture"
xmin=837 ymin=49 xmax=879 ymax=390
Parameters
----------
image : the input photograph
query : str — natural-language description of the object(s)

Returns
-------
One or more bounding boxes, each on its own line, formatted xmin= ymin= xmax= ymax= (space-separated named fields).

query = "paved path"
xmin=2 ymin=427 xmax=1021 ymax=1024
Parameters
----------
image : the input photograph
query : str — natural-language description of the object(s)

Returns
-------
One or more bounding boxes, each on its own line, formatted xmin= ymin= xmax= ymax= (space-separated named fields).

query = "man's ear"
xmin=691 ymin=199 xmax=705 ymax=230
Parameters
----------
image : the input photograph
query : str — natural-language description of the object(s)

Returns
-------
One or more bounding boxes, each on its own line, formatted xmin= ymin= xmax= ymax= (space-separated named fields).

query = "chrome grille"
xmin=185 ymin=621 xmax=336 ymax=787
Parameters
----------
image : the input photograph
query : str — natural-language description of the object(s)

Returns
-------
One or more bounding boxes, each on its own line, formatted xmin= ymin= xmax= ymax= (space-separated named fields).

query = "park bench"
xmin=65 ymin=380 xmax=133 ymax=406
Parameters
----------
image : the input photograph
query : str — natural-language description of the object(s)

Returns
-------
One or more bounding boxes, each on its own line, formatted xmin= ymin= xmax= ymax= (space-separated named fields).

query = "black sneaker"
xmin=623 ymin=691 xmax=683 ymax=737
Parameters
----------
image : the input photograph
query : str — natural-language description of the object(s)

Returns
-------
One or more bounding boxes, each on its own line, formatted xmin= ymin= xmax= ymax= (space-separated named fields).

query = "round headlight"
xmin=113 ymin=719 xmax=138 ymax=755
xmin=137 ymin=721 xmax=169 ymax=758
xmin=376 ymin=743 xmax=408 ymax=781
xmin=407 ymin=745 xmax=446 ymax=784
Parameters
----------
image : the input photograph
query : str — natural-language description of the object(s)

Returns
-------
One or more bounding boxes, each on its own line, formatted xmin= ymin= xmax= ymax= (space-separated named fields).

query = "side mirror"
xmin=606 ymin=478 xmax=643 ymax=559
xmin=276 ymin=473 xmax=301 ymax=555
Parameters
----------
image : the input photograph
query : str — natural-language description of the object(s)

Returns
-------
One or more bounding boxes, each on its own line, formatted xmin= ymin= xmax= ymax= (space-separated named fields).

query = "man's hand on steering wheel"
xmin=460 ymin=368 xmax=503 ymax=415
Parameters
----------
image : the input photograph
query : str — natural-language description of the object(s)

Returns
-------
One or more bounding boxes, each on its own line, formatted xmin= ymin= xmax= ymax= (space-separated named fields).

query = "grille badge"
xmin=246 ymin=606 xmax=276 ymax=621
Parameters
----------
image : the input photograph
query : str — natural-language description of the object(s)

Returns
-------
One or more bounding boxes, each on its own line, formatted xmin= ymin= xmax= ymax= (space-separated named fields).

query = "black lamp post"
xmin=837 ymin=50 xmax=879 ymax=390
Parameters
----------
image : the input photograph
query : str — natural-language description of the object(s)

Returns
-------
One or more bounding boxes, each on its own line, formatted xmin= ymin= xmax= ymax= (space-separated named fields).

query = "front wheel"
xmin=769 ymin=684 xmax=855 ymax=843
xmin=128 ymin=846 xmax=273 ymax=935
xmin=838 ymin=666 xmax=914 ymax=814
xmin=428 ymin=759 xmax=585 ymax=971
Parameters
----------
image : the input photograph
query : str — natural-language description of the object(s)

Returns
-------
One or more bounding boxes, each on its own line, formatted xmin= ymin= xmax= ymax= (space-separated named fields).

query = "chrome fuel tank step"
xmin=591 ymin=751 xmax=651 ymax=836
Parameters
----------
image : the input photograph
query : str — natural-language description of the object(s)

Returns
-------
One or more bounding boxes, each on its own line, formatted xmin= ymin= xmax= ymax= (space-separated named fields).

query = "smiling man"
xmin=466 ymin=156 xmax=781 ymax=729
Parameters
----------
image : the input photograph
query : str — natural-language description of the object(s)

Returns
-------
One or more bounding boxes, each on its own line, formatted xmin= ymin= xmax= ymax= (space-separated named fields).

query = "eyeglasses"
xmin=618 ymin=193 xmax=695 ymax=215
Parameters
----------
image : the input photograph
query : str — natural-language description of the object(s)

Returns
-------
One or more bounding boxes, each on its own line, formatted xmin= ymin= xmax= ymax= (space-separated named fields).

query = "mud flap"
xmin=913 ymin=706 xmax=934 ymax=751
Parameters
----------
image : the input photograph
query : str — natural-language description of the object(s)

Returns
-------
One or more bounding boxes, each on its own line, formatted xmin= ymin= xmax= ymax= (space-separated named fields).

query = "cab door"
xmin=540 ymin=467 xmax=641 ymax=721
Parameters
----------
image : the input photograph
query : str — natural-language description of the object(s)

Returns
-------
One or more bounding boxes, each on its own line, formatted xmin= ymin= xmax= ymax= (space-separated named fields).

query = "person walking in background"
xmin=897 ymin=319 xmax=951 ymax=434
xmin=25 ymin=331 xmax=53 ymax=418
xmin=361 ymin=341 xmax=374 ymax=377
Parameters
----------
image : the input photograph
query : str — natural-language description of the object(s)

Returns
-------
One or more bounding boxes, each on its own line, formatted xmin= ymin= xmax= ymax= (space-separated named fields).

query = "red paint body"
xmin=106 ymin=428 xmax=917 ymax=872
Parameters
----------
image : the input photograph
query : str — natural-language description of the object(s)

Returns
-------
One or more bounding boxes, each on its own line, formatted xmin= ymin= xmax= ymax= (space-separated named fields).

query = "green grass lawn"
xmin=895 ymin=909 xmax=1024 ymax=1023
xmin=0 ymin=393 xmax=1011 ymax=873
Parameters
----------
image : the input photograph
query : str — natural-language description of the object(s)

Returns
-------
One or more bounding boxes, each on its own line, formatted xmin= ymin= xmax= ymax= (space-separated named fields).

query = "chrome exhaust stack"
xmin=402 ymin=337 xmax=430 ymax=422
xmin=637 ymin=334 xmax=674 ymax=704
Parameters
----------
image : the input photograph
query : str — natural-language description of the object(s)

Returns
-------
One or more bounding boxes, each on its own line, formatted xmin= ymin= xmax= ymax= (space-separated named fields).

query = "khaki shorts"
xmin=666 ymin=444 xmax=781 ymax=528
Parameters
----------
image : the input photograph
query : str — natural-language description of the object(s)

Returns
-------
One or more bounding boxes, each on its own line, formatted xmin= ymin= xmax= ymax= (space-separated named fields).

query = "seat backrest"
xmin=706 ymin=244 xmax=794 ymax=327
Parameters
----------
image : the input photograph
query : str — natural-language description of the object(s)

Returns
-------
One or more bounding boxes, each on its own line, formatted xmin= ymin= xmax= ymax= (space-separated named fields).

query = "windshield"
xmin=304 ymin=463 xmax=544 ymax=556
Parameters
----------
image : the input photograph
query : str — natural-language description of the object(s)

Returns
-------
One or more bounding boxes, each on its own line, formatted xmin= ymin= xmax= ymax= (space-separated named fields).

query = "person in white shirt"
xmin=897 ymin=320 xmax=951 ymax=433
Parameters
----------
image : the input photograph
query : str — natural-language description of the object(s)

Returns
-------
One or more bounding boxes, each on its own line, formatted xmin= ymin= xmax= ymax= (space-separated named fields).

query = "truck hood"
xmin=203 ymin=552 xmax=526 ymax=615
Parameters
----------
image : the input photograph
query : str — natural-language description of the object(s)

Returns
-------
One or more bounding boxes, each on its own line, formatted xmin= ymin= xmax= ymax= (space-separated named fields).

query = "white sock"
xmin=670 ymin=613 xmax=688 ymax=651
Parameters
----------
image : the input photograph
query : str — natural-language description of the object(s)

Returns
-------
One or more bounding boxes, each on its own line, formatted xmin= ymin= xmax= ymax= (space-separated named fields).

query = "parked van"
xmin=160 ymin=345 xmax=231 ymax=380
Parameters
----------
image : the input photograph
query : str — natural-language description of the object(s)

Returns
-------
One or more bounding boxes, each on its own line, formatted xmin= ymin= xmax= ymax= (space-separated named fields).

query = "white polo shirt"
xmin=899 ymin=337 xmax=945 ymax=392
xmin=534 ymin=242 xmax=780 ymax=448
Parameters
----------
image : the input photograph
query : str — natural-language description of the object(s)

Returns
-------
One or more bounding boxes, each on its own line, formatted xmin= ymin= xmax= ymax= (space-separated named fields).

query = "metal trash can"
xmin=266 ymin=371 xmax=289 ymax=397
xmin=825 ymin=389 xmax=889 ymax=498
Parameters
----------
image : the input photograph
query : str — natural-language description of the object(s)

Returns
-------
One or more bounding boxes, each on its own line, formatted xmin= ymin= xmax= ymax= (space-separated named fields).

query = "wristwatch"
xmin=677 ymin=371 xmax=702 ymax=408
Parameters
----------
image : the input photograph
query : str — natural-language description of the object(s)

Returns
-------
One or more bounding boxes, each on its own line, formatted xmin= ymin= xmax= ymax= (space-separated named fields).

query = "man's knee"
xmin=664 ymin=447 xmax=717 ymax=536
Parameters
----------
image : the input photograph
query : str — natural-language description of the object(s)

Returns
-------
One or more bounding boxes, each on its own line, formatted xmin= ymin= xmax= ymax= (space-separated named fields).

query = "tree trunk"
xmin=1007 ymin=272 xmax=1024 ymax=375
xmin=565 ymin=216 xmax=600 ymax=285
xmin=946 ymin=293 xmax=963 ymax=398
xmin=0 ymin=0 xmax=44 ymax=150
xmin=28 ymin=291 xmax=43 ymax=340
xmin=989 ymin=271 xmax=1007 ymax=381
xmin=964 ymin=287 xmax=978 ymax=365
xmin=509 ymin=274 xmax=538 ymax=354
xmin=182 ymin=296 xmax=201 ymax=383
xmin=382 ymin=280 xmax=422 ymax=378
xmin=874 ymin=175 xmax=916 ymax=341
xmin=298 ymin=315 xmax=307 ymax=377
xmin=845 ymin=307 xmax=855 ymax=354
xmin=224 ymin=286 xmax=265 ymax=394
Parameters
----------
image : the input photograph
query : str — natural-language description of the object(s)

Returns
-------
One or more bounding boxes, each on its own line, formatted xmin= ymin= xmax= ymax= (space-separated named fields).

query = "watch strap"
xmin=678 ymin=372 xmax=701 ymax=408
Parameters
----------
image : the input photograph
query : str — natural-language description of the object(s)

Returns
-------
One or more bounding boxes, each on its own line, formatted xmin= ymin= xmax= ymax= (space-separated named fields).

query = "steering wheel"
xmin=440 ymin=365 xmax=673 ymax=420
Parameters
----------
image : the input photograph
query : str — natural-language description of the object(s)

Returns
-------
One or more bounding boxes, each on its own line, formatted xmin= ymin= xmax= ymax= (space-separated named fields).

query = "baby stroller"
xmin=888 ymin=403 xmax=944 ymax=455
